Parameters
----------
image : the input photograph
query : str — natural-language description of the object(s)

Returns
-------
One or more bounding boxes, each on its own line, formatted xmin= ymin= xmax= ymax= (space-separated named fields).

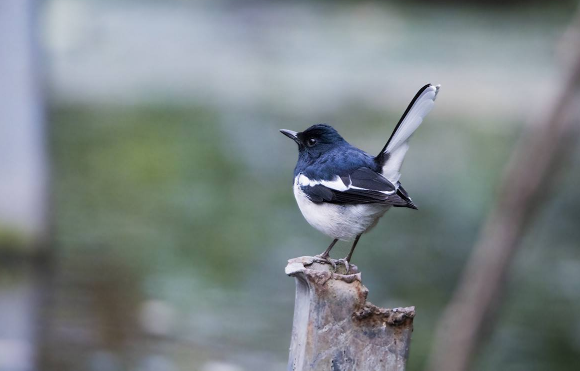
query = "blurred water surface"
xmin=5 ymin=0 xmax=580 ymax=370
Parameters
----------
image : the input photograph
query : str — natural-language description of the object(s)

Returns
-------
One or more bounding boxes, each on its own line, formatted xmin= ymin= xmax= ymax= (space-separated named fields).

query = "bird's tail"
xmin=376 ymin=84 xmax=440 ymax=184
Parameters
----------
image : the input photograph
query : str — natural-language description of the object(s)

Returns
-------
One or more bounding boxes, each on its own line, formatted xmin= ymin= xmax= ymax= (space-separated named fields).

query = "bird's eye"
xmin=307 ymin=138 xmax=317 ymax=147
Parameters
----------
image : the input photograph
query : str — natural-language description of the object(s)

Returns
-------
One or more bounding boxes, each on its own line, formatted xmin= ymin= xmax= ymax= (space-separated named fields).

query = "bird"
xmin=280 ymin=83 xmax=440 ymax=271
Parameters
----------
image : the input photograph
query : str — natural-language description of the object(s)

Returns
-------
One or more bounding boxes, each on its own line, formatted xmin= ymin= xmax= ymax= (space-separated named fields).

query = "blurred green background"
xmin=1 ymin=0 xmax=580 ymax=370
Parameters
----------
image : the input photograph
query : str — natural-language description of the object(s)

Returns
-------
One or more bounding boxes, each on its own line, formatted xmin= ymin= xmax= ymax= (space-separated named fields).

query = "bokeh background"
xmin=1 ymin=0 xmax=580 ymax=370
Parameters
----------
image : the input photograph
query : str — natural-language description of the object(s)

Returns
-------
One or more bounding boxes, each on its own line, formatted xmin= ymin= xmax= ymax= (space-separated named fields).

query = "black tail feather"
xmin=393 ymin=185 xmax=418 ymax=210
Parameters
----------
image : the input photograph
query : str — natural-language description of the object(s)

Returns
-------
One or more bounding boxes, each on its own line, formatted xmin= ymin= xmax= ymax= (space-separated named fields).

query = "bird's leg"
xmin=338 ymin=234 xmax=362 ymax=273
xmin=345 ymin=234 xmax=362 ymax=262
xmin=319 ymin=239 xmax=339 ymax=259
xmin=312 ymin=239 xmax=339 ymax=270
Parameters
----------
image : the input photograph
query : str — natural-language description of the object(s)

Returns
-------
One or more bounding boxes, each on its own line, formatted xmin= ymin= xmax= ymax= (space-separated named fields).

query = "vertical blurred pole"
xmin=0 ymin=0 xmax=48 ymax=251
xmin=0 ymin=1 xmax=47 ymax=371
xmin=426 ymin=8 xmax=580 ymax=371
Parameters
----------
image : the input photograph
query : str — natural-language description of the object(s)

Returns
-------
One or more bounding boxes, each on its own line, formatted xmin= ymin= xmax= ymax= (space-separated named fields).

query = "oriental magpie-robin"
xmin=280 ymin=83 xmax=440 ymax=269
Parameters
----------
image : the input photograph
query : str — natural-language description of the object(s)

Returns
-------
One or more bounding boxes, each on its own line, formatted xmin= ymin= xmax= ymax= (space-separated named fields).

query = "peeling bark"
xmin=286 ymin=256 xmax=415 ymax=371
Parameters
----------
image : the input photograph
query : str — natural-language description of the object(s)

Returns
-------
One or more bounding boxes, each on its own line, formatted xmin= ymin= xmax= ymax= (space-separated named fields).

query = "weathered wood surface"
xmin=286 ymin=256 xmax=415 ymax=371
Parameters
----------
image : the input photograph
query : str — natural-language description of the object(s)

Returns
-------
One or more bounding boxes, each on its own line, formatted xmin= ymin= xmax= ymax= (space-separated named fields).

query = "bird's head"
xmin=280 ymin=124 xmax=346 ymax=159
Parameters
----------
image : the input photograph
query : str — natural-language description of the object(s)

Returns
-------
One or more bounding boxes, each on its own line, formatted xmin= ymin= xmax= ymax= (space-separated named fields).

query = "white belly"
xmin=293 ymin=179 xmax=390 ymax=241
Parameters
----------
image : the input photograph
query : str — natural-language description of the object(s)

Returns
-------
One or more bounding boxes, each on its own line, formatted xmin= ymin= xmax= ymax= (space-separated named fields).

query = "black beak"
xmin=280 ymin=129 xmax=301 ymax=145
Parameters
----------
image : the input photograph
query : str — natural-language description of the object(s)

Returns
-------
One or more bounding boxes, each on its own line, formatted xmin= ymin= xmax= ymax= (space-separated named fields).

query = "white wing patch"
xmin=297 ymin=174 xmax=396 ymax=195
xmin=298 ymin=174 xmax=347 ymax=191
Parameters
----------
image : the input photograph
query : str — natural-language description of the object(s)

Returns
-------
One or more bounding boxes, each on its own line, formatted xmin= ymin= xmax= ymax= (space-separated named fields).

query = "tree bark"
xmin=286 ymin=256 xmax=415 ymax=371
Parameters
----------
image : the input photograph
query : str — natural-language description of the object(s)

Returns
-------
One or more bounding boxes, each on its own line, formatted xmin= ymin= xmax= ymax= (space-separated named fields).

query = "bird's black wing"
xmin=300 ymin=167 xmax=414 ymax=208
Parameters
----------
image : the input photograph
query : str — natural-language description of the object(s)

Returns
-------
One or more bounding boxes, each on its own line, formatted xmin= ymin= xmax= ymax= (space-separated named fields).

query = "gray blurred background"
xmin=1 ymin=0 xmax=580 ymax=370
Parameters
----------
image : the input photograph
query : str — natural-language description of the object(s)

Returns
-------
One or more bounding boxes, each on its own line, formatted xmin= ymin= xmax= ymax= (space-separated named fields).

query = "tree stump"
xmin=286 ymin=256 xmax=415 ymax=371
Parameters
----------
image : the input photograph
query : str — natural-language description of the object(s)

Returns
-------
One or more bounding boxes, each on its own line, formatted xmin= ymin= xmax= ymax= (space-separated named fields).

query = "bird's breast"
xmin=292 ymin=176 xmax=390 ymax=241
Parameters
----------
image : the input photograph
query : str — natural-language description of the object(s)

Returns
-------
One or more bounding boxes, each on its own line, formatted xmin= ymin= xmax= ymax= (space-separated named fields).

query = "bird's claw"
xmin=310 ymin=254 xmax=354 ymax=274
xmin=312 ymin=254 xmax=337 ymax=271
xmin=336 ymin=258 xmax=351 ymax=274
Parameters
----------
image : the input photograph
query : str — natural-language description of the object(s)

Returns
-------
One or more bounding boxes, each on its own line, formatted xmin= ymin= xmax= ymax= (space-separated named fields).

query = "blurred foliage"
xmin=0 ymin=228 xmax=29 ymax=252
xmin=50 ymin=106 xmax=261 ymax=282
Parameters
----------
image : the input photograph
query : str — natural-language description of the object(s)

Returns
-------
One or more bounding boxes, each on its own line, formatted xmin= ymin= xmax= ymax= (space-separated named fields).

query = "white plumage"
xmin=382 ymin=84 xmax=440 ymax=184
xmin=293 ymin=175 xmax=391 ymax=241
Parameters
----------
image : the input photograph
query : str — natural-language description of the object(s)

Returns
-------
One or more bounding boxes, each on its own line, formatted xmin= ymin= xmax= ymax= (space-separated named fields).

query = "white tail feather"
xmin=380 ymin=84 xmax=440 ymax=183
xmin=382 ymin=143 xmax=409 ymax=184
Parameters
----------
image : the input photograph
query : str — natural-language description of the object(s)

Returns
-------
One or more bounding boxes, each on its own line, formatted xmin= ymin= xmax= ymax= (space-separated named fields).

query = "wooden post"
xmin=286 ymin=256 xmax=415 ymax=371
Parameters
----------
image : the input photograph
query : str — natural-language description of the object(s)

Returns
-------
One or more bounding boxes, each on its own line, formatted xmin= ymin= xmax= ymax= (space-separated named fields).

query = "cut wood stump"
xmin=286 ymin=256 xmax=415 ymax=371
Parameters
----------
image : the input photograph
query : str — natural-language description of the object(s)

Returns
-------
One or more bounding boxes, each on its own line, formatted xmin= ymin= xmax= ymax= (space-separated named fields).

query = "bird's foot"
xmin=312 ymin=254 xmax=337 ymax=271
xmin=335 ymin=258 xmax=351 ymax=274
